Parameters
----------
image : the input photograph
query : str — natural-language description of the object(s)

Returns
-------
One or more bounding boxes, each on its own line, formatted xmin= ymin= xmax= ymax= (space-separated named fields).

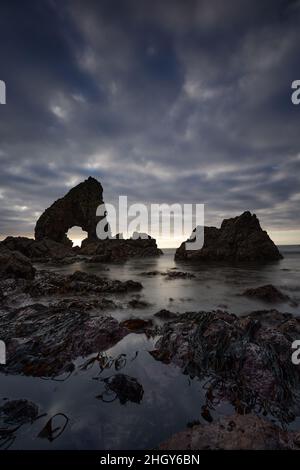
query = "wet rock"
xmin=26 ymin=270 xmax=143 ymax=297
xmin=128 ymin=299 xmax=150 ymax=309
xmin=154 ymin=309 xmax=178 ymax=320
xmin=120 ymin=318 xmax=153 ymax=332
xmin=86 ymin=255 xmax=110 ymax=264
xmin=159 ymin=414 xmax=299 ymax=450
xmin=0 ymin=236 xmax=74 ymax=261
xmin=80 ymin=237 xmax=162 ymax=261
xmin=151 ymin=310 xmax=300 ymax=423
xmin=35 ymin=177 xmax=105 ymax=245
xmin=140 ymin=270 xmax=162 ymax=276
xmin=175 ymin=211 xmax=283 ymax=263
xmin=51 ymin=297 xmax=118 ymax=311
xmin=0 ymin=399 xmax=39 ymax=426
xmin=0 ymin=303 xmax=129 ymax=377
xmin=100 ymin=374 xmax=144 ymax=404
xmin=0 ymin=248 xmax=35 ymax=280
xmin=242 ymin=284 xmax=291 ymax=303
xmin=163 ymin=271 xmax=196 ymax=280
xmin=44 ymin=255 xmax=88 ymax=266
xmin=140 ymin=270 xmax=195 ymax=279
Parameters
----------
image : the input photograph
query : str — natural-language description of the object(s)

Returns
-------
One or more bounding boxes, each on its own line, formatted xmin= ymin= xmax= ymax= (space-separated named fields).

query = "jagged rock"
xmin=0 ymin=236 xmax=74 ymax=260
xmin=175 ymin=211 xmax=282 ymax=262
xmin=80 ymin=237 xmax=162 ymax=260
xmin=99 ymin=374 xmax=144 ymax=404
xmin=140 ymin=270 xmax=195 ymax=279
xmin=0 ymin=248 xmax=35 ymax=280
xmin=164 ymin=271 xmax=196 ymax=280
xmin=26 ymin=270 xmax=143 ymax=297
xmin=140 ymin=270 xmax=161 ymax=276
xmin=35 ymin=177 xmax=105 ymax=245
xmin=242 ymin=284 xmax=291 ymax=303
xmin=154 ymin=309 xmax=178 ymax=320
xmin=120 ymin=318 xmax=153 ymax=332
xmin=159 ymin=414 xmax=299 ymax=450
xmin=151 ymin=310 xmax=300 ymax=423
xmin=0 ymin=303 xmax=129 ymax=377
xmin=128 ymin=299 xmax=151 ymax=309
xmin=50 ymin=297 xmax=118 ymax=311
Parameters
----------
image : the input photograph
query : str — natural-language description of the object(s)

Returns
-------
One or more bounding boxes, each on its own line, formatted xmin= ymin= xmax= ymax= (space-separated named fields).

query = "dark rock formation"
xmin=154 ymin=309 xmax=178 ymax=320
xmin=151 ymin=309 xmax=300 ymax=423
xmin=3 ymin=177 xmax=162 ymax=262
xmin=159 ymin=414 xmax=299 ymax=450
xmin=127 ymin=298 xmax=151 ymax=309
xmin=80 ymin=236 xmax=163 ymax=260
xmin=35 ymin=177 xmax=105 ymax=245
xmin=0 ymin=302 xmax=129 ymax=377
xmin=140 ymin=270 xmax=195 ymax=279
xmin=164 ymin=270 xmax=196 ymax=280
xmin=0 ymin=248 xmax=35 ymax=280
xmin=26 ymin=270 xmax=143 ymax=297
xmin=0 ymin=236 xmax=74 ymax=261
xmin=120 ymin=318 xmax=153 ymax=332
xmin=175 ymin=211 xmax=282 ymax=262
xmin=242 ymin=284 xmax=291 ymax=303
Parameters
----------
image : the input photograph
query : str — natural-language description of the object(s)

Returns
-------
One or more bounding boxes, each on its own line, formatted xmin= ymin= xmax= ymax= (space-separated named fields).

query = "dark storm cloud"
xmin=0 ymin=0 xmax=300 ymax=240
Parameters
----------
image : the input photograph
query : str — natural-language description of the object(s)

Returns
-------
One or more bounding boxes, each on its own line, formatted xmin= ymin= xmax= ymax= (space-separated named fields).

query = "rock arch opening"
xmin=67 ymin=226 xmax=88 ymax=247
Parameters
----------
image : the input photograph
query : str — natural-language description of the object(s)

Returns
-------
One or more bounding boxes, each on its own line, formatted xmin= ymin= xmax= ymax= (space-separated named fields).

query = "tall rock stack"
xmin=35 ymin=177 xmax=105 ymax=246
xmin=175 ymin=211 xmax=283 ymax=262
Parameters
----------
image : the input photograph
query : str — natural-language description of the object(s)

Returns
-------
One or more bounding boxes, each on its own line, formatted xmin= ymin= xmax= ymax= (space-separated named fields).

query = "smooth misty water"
xmin=0 ymin=246 xmax=299 ymax=449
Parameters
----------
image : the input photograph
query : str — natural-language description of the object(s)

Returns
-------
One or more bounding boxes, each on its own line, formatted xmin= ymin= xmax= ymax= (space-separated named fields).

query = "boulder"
xmin=0 ymin=248 xmax=35 ymax=280
xmin=0 ymin=236 xmax=74 ymax=260
xmin=120 ymin=318 xmax=153 ymax=332
xmin=26 ymin=270 xmax=143 ymax=297
xmin=80 ymin=237 xmax=162 ymax=260
xmin=159 ymin=414 xmax=299 ymax=450
xmin=151 ymin=309 xmax=300 ymax=422
xmin=175 ymin=211 xmax=282 ymax=262
xmin=242 ymin=284 xmax=291 ymax=303
xmin=1 ymin=302 xmax=129 ymax=377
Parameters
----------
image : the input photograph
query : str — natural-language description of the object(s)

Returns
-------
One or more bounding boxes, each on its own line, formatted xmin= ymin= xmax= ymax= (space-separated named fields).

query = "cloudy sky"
xmin=0 ymin=0 xmax=300 ymax=246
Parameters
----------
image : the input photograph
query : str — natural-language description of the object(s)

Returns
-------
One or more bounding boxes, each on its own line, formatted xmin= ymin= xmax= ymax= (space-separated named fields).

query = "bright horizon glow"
xmin=0 ymin=231 xmax=299 ymax=248
xmin=67 ymin=231 xmax=300 ymax=249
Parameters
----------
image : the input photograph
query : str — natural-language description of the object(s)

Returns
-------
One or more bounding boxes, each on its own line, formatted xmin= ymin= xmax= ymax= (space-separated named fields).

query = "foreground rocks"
xmin=151 ymin=309 xmax=300 ymax=423
xmin=175 ymin=211 xmax=283 ymax=263
xmin=0 ymin=263 xmax=147 ymax=378
xmin=0 ymin=302 xmax=129 ymax=377
xmin=242 ymin=284 xmax=292 ymax=303
xmin=159 ymin=414 xmax=300 ymax=450
xmin=0 ymin=236 xmax=74 ymax=261
xmin=26 ymin=270 xmax=142 ymax=297
xmin=0 ymin=248 xmax=36 ymax=280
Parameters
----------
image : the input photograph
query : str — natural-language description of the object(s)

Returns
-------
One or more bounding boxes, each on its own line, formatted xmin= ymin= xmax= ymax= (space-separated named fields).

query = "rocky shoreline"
xmin=0 ymin=249 xmax=300 ymax=449
xmin=0 ymin=177 xmax=298 ymax=450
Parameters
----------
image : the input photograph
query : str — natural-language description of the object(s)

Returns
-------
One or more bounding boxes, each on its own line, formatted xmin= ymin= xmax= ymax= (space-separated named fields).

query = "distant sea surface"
xmin=0 ymin=245 xmax=299 ymax=450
